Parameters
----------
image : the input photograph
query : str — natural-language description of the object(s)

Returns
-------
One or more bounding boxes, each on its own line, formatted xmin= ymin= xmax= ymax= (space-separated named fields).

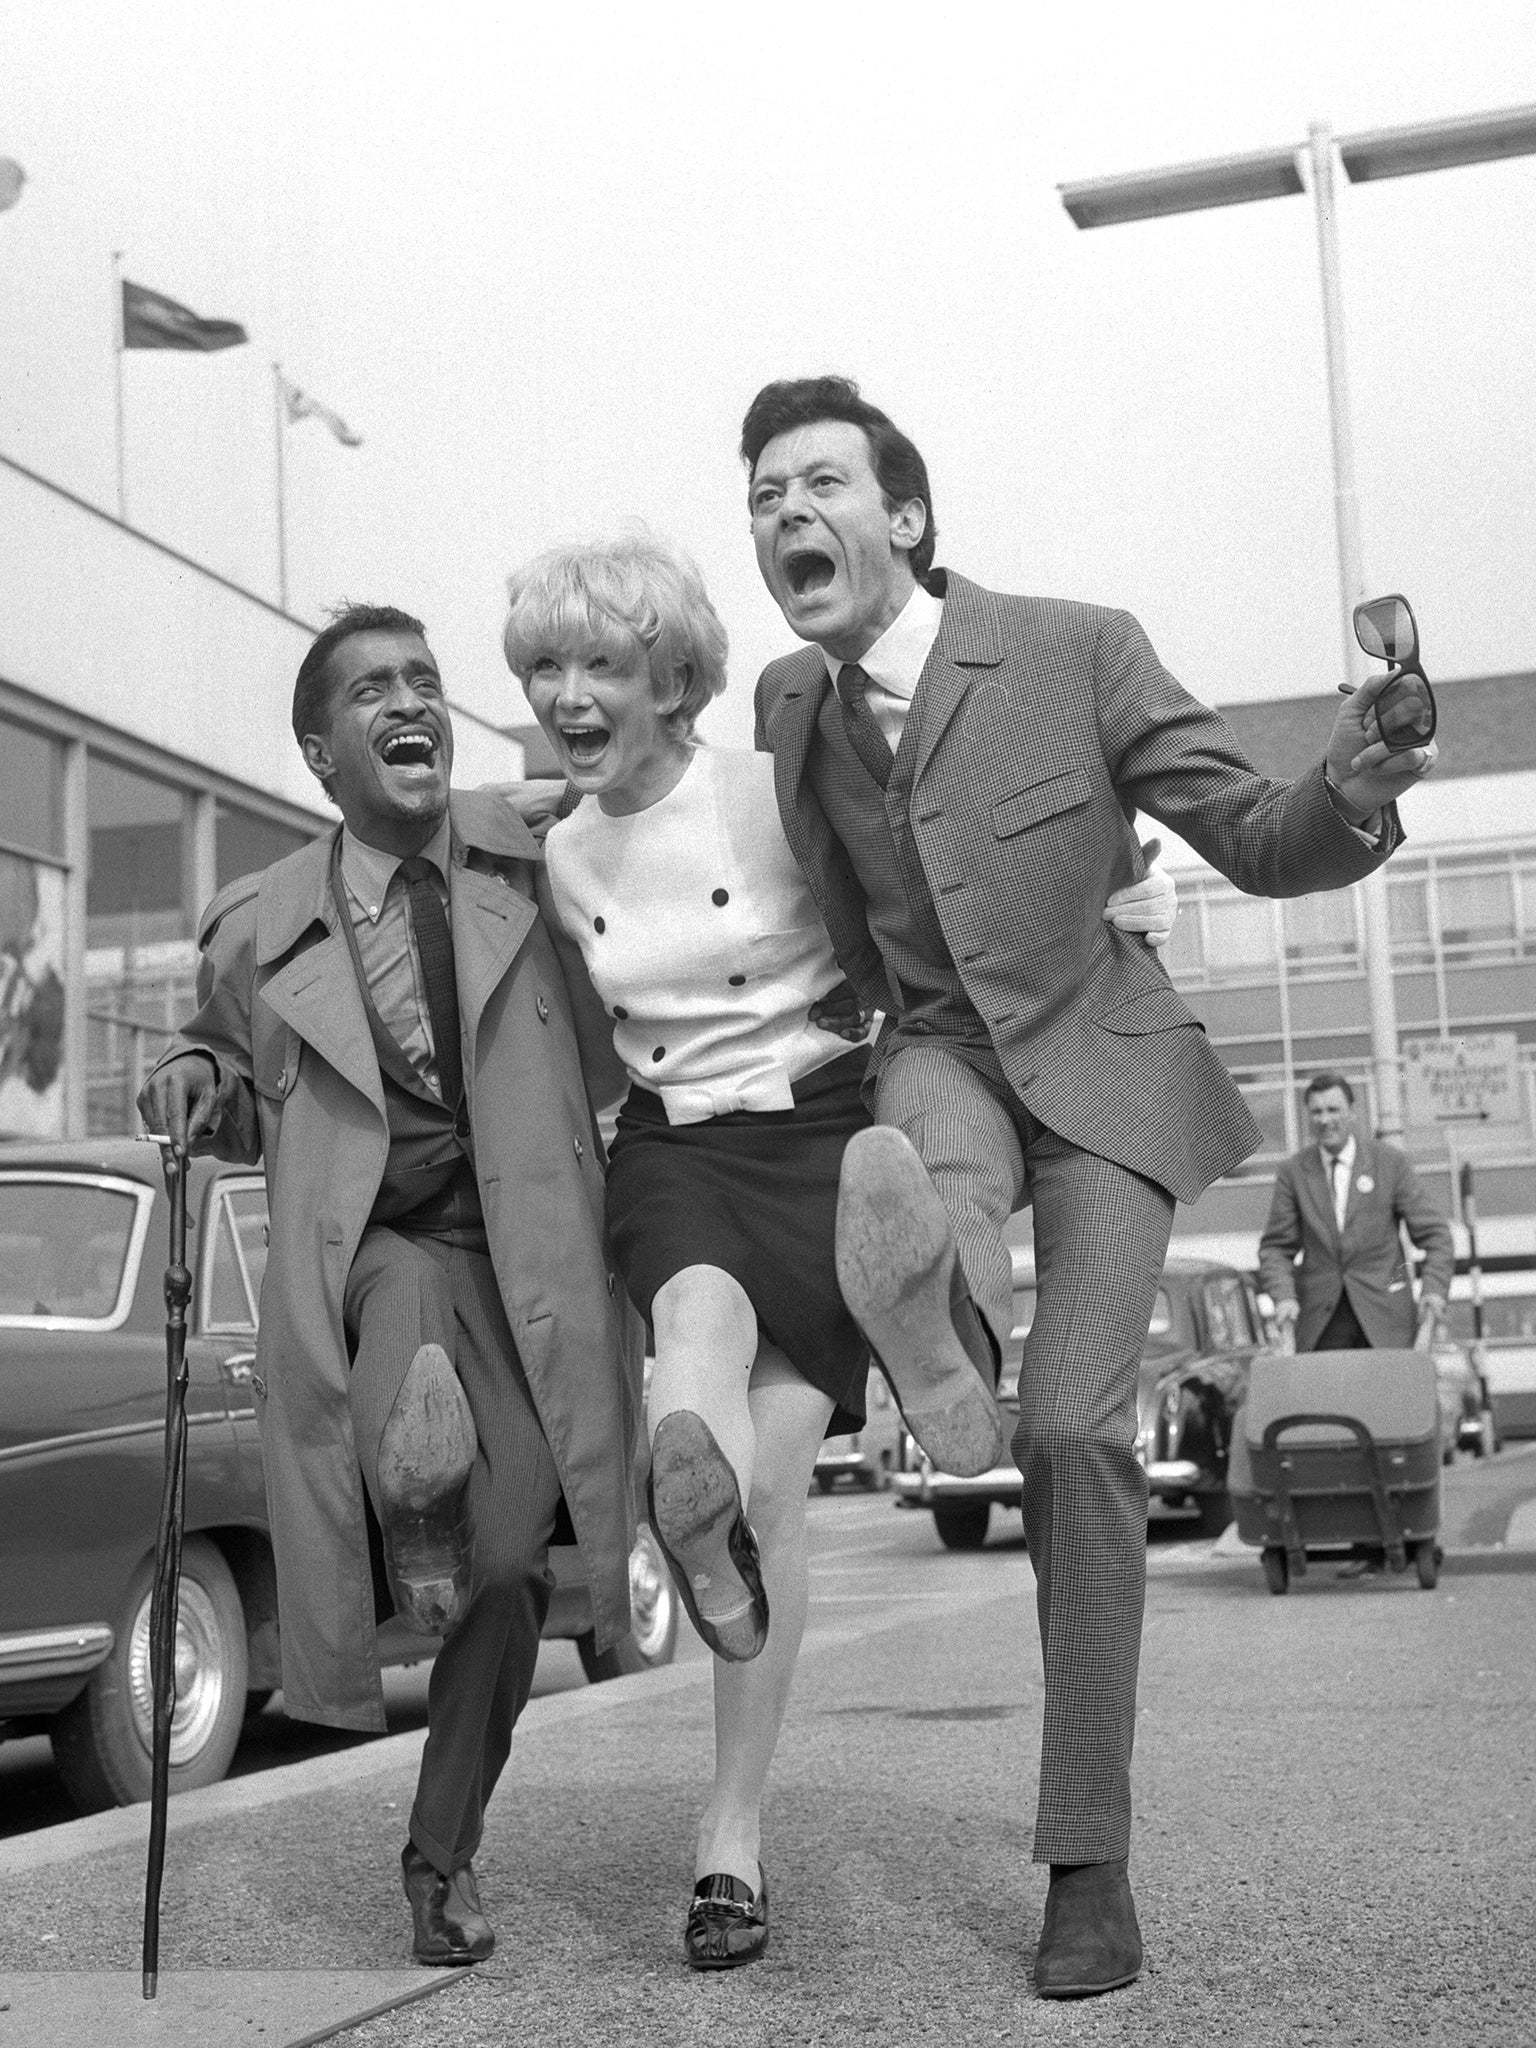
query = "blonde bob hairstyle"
xmin=502 ymin=531 xmax=729 ymax=742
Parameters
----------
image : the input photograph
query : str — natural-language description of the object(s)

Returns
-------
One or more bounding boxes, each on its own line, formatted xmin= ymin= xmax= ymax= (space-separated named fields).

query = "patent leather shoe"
xmin=377 ymin=1343 xmax=478 ymax=1635
xmin=647 ymin=1412 xmax=768 ymax=1662
xmin=684 ymin=1867 xmax=769 ymax=1970
xmin=401 ymin=1844 xmax=494 ymax=1965
xmin=1033 ymin=1859 xmax=1142 ymax=1998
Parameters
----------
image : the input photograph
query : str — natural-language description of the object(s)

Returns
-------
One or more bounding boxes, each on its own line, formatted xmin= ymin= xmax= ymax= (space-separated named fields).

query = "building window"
xmin=1203 ymin=895 xmax=1277 ymax=980
xmin=1387 ymin=875 xmax=1434 ymax=968
xmin=216 ymin=802 xmax=317 ymax=891
xmin=1437 ymin=865 xmax=1517 ymax=963
xmin=1283 ymin=888 xmax=1358 ymax=973
xmin=0 ymin=715 xmax=66 ymax=861
xmin=87 ymin=756 xmax=188 ymax=951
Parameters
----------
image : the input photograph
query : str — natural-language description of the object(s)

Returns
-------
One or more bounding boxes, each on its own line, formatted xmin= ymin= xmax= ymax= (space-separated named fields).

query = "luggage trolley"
xmin=1230 ymin=1349 xmax=1443 ymax=1594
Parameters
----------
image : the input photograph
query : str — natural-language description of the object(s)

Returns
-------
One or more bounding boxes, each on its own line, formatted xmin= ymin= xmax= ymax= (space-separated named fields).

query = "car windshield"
xmin=0 ymin=1180 xmax=141 ymax=1321
xmin=1449 ymin=1296 xmax=1536 ymax=1342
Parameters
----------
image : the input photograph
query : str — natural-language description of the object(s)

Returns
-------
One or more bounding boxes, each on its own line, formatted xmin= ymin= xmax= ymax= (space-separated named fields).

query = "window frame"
xmin=0 ymin=1171 xmax=156 ymax=1332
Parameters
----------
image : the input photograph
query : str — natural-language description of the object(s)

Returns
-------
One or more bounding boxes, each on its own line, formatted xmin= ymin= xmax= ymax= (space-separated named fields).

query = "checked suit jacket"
xmin=754 ymin=570 xmax=1401 ymax=1204
xmin=1258 ymin=1136 xmax=1455 ymax=1351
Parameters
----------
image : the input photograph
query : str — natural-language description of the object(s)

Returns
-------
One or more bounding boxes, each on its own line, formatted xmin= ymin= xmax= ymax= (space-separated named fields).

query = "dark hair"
xmin=739 ymin=376 xmax=938 ymax=583
xmin=291 ymin=601 xmax=428 ymax=749
xmin=1304 ymin=1071 xmax=1355 ymax=1106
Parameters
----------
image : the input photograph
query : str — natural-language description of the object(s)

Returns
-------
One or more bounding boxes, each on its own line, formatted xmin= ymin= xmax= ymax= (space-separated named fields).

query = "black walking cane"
xmin=141 ymin=1137 xmax=193 ymax=1999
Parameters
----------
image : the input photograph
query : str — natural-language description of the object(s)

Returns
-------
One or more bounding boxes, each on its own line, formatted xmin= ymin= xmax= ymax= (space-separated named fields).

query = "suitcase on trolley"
xmin=1230 ymin=1349 xmax=1442 ymax=1595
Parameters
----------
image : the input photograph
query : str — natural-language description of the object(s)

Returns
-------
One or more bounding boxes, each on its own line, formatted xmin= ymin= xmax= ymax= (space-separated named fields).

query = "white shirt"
xmin=543 ymin=749 xmax=868 ymax=1124
xmin=820 ymin=583 xmax=944 ymax=749
xmin=1324 ymin=1134 xmax=1357 ymax=1231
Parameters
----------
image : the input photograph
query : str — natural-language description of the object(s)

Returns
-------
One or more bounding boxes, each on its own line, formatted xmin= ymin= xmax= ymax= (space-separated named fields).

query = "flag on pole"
xmin=280 ymin=374 xmax=363 ymax=446
xmin=121 ymin=280 xmax=247 ymax=352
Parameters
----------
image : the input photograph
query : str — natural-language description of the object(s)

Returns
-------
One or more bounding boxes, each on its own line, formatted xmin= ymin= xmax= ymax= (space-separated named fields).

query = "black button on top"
xmin=651 ymin=1046 xmax=665 ymax=1063
xmin=711 ymin=888 xmax=729 ymax=906
xmin=728 ymin=974 xmax=745 ymax=986
xmin=614 ymin=1005 xmax=629 ymax=1019
xmin=594 ymin=915 xmax=606 ymax=933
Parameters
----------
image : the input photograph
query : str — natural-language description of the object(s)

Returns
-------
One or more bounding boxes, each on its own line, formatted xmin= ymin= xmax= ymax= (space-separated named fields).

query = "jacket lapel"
xmin=1303 ymin=1144 xmax=1342 ymax=1246
xmin=448 ymin=788 xmax=540 ymax=1054
xmin=763 ymin=652 xmax=837 ymax=880
xmin=910 ymin=571 xmax=1004 ymax=786
xmin=256 ymin=840 xmax=386 ymax=1119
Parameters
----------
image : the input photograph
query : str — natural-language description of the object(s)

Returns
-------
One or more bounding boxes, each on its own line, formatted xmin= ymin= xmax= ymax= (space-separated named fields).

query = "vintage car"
xmin=892 ymin=1251 xmax=1272 ymax=1549
xmin=0 ymin=1140 xmax=675 ymax=1814
xmin=813 ymin=1363 xmax=906 ymax=1492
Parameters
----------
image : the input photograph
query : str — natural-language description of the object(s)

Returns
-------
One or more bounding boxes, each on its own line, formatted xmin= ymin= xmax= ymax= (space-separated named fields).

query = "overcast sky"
xmin=4 ymin=0 xmax=1533 ymax=758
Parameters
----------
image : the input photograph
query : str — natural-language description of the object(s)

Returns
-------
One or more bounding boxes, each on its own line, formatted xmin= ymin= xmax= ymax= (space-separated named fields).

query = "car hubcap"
xmin=629 ymin=1527 xmax=673 ymax=1661
xmin=126 ymin=1579 xmax=228 ymax=1763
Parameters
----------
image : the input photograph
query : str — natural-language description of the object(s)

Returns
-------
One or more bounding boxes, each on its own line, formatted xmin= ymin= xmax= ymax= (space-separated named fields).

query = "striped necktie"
xmin=399 ymin=856 xmax=463 ymax=1110
xmin=837 ymin=662 xmax=894 ymax=790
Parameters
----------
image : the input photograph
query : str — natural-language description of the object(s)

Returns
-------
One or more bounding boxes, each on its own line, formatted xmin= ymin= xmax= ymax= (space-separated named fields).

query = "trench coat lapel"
xmin=910 ymin=571 xmax=1004 ymax=787
xmin=448 ymin=787 xmax=540 ymax=1054
xmin=255 ymin=833 xmax=385 ymax=1118
xmin=1303 ymin=1144 xmax=1344 ymax=1247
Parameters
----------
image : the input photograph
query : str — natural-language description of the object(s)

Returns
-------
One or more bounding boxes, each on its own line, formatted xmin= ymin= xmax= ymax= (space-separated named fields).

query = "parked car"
xmin=813 ymin=1363 xmax=905 ymax=1492
xmin=1446 ymin=1269 xmax=1536 ymax=1442
xmin=892 ymin=1251 xmax=1271 ymax=1549
xmin=0 ymin=1140 xmax=676 ymax=1814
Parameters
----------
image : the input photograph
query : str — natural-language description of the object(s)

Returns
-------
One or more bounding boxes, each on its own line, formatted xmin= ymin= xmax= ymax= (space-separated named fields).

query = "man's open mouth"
xmin=783 ymin=549 xmax=835 ymax=598
xmin=560 ymin=723 xmax=611 ymax=767
xmin=378 ymin=728 xmax=440 ymax=770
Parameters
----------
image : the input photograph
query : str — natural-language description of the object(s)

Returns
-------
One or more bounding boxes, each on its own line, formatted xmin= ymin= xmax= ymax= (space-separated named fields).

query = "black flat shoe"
xmin=647 ymin=1417 xmax=769 ymax=1662
xmin=401 ymin=1843 xmax=494 ymax=1966
xmin=684 ymin=1868 xmax=769 ymax=1970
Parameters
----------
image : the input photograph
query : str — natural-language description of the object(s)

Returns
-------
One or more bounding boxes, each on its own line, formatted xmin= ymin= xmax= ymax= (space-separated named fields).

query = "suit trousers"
xmin=345 ymin=1226 xmax=563 ymax=1874
xmin=876 ymin=1038 xmax=1176 ymax=1863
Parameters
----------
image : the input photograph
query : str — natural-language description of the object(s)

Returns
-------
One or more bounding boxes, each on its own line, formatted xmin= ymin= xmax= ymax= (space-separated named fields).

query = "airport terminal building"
xmin=0 ymin=453 xmax=522 ymax=1141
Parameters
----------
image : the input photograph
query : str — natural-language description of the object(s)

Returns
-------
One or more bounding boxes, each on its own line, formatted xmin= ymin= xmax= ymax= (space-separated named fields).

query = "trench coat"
xmin=755 ymin=570 xmax=1402 ymax=1204
xmin=1258 ymin=1136 xmax=1455 ymax=1350
xmin=150 ymin=788 xmax=643 ymax=1733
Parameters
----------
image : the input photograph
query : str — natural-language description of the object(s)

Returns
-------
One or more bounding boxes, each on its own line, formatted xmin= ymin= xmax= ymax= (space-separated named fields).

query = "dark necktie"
xmin=837 ymin=662 xmax=894 ymax=790
xmin=399 ymin=856 xmax=463 ymax=1109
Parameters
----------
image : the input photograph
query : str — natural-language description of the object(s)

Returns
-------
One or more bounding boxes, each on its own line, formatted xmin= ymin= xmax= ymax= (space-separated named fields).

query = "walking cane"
xmin=140 ymin=1137 xmax=193 ymax=1999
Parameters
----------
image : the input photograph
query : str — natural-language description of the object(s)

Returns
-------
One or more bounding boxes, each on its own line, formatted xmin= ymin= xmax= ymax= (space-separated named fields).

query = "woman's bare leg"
xmin=649 ymin=1264 xmax=758 ymax=1493
xmin=696 ymin=1344 xmax=835 ymax=1887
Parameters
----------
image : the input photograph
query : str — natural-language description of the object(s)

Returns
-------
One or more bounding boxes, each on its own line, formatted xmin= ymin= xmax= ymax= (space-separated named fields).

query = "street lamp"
xmin=1059 ymin=106 xmax=1536 ymax=1141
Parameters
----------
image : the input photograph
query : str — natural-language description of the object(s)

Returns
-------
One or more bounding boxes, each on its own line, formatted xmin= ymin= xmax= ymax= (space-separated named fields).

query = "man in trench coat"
xmin=740 ymin=376 xmax=1437 ymax=1997
xmin=141 ymin=603 xmax=641 ymax=1965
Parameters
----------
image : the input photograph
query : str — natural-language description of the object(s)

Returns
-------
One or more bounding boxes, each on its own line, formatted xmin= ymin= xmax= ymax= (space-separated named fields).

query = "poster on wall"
xmin=0 ymin=852 xmax=66 ymax=1138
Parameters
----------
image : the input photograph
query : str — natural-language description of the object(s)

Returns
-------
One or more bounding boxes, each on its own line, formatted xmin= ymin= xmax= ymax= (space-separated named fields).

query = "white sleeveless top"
xmin=543 ymin=748 xmax=868 ymax=1124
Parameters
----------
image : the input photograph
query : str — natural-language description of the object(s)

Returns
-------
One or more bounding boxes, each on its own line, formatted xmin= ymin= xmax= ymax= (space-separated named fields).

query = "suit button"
xmin=536 ymin=995 xmax=550 ymax=1023
xmin=573 ymin=1135 xmax=584 ymax=1160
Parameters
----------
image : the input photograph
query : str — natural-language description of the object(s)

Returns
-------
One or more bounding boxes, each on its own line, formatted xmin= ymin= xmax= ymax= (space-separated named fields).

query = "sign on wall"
xmin=1402 ymin=1033 xmax=1525 ymax=1130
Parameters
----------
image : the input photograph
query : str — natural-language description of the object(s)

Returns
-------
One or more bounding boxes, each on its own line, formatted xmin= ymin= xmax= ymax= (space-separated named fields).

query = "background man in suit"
xmin=1259 ymin=1071 xmax=1454 ymax=1351
xmin=140 ymin=606 xmax=640 ymax=1967
xmin=741 ymin=376 xmax=1437 ymax=1997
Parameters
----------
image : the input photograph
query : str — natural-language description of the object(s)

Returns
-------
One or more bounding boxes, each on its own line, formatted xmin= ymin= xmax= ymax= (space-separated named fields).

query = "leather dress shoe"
xmin=684 ymin=1868 xmax=769 ymax=1970
xmin=377 ymin=1344 xmax=478 ymax=1635
xmin=1033 ymin=1859 xmax=1142 ymax=1998
xmin=835 ymin=1127 xmax=1004 ymax=1478
xmin=401 ymin=1844 xmax=494 ymax=1965
xmin=648 ymin=1411 xmax=768 ymax=1662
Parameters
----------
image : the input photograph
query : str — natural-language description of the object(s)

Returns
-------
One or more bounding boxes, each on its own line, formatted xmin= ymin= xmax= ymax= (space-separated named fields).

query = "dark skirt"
xmin=605 ymin=1047 xmax=872 ymax=1433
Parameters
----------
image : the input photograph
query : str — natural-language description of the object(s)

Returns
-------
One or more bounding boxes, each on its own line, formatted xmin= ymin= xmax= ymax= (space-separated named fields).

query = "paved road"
xmin=2 ymin=1447 xmax=1534 ymax=2045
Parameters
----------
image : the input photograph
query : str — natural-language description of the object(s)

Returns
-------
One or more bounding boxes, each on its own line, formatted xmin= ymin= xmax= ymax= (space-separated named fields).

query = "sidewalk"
xmin=2 ymin=1461 xmax=1534 ymax=2047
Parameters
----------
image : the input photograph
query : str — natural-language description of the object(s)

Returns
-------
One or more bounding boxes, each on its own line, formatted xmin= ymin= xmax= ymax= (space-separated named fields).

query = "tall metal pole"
xmin=272 ymin=362 xmax=289 ymax=614
xmin=1307 ymin=121 xmax=1404 ymax=1140
xmin=112 ymin=250 xmax=128 ymax=523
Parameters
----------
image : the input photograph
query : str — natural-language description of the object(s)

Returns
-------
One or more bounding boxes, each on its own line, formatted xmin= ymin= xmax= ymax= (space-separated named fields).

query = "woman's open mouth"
xmin=560 ymin=724 xmax=612 ymax=768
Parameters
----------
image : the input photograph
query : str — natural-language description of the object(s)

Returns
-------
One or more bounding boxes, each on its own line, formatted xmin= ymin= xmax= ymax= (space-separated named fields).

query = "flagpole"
xmin=112 ymin=251 xmax=127 ymax=522
xmin=272 ymin=362 xmax=289 ymax=613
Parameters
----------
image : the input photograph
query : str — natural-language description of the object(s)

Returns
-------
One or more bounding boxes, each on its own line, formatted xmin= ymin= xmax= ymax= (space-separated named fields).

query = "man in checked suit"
xmin=742 ymin=377 xmax=1437 ymax=1997
xmin=1259 ymin=1070 xmax=1453 ymax=1351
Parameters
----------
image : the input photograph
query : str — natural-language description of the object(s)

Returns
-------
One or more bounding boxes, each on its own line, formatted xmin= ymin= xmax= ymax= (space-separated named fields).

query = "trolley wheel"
xmin=1414 ymin=1540 xmax=1442 ymax=1591
xmin=1261 ymin=1546 xmax=1289 ymax=1596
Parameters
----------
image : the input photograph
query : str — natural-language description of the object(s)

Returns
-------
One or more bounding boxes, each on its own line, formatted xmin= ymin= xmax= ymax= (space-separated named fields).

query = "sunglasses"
xmin=1351 ymin=593 xmax=1436 ymax=751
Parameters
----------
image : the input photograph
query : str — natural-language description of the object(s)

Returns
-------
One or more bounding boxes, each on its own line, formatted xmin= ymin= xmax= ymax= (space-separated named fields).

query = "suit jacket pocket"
xmin=991 ymin=767 xmax=1092 ymax=840
xmin=1095 ymin=985 xmax=1203 ymax=1036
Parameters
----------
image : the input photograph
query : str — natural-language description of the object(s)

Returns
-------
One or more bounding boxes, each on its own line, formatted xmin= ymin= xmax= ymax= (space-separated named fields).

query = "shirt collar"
xmin=1324 ymin=1134 xmax=1357 ymax=1176
xmin=340 ymin=813 xmax=453 ymax=924
xmin=821 ymin=582 xmax=944 ymax=703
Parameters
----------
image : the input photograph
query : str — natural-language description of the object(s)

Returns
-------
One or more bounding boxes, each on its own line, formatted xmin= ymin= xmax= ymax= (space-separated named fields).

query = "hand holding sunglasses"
xmin=1324 ymin=591 xmax=1439 ymax=824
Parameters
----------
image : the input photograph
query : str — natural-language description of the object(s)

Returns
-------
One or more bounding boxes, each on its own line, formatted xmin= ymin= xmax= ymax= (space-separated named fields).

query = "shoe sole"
xmin=1034 ymin=1963 xmax=1142 ymax=1998
xmin=650 ymin=1414 xmax=765 ymax=1661
xmin=835 ymin=1128 xmax=1003 ymax=1478
xmin=378 ymin=1345 xmax=478 ymax=1634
